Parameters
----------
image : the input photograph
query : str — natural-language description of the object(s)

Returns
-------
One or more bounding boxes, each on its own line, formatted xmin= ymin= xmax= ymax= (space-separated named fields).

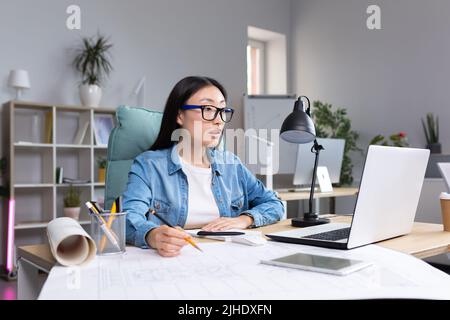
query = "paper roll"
xmin=47 ymin=217 xmax=97 ymax=266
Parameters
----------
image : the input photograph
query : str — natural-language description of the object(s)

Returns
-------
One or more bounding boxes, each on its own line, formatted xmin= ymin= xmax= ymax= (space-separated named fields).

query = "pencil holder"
xmin=90 ymin=211 xmax=127 ymax=255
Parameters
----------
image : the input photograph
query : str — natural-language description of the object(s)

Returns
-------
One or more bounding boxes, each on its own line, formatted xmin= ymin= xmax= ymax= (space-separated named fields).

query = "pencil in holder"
xmin=90 ymin=211 xmax=127 ymax=255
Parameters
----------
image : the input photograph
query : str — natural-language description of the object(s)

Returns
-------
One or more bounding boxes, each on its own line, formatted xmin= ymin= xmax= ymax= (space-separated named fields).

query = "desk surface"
xmin=17 ymin=215 xmax=450 ymax=271
xmin=276 ymin=187 xmax=358 ymax=201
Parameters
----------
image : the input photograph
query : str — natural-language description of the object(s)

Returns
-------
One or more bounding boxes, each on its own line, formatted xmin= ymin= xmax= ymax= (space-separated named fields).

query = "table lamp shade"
xmin=8 ymin=70 xmax=30 ymax=89
xmin=280 ymin=102 xmax=316 ymax=144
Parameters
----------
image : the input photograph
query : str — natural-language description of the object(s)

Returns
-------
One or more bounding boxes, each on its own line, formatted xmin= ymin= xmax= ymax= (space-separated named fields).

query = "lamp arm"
xmin=298 ymin=96 xmax=311 ymax=116
xmin=306 ymin=139 xmax=324 ymax=217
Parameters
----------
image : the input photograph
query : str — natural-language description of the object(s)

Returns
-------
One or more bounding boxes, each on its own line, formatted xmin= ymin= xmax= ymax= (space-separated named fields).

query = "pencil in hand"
xmin=147 ymin=208 xmax=203 ymax=252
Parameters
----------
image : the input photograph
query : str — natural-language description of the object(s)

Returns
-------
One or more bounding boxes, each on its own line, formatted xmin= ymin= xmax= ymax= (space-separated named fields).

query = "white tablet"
xmin=261 ymin=252 xmax=373 ymax=276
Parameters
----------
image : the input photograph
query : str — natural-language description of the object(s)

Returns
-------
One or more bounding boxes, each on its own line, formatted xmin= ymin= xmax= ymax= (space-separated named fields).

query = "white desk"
xmin=17 ymin=215 xmax=450 ymax=300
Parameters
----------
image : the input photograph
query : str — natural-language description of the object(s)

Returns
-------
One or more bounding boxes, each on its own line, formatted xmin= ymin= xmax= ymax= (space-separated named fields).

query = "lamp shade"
xmin=280 ymin=98 xmax=316 ymax=144
xmin=8 ymin=70 xmax=30 ymax=89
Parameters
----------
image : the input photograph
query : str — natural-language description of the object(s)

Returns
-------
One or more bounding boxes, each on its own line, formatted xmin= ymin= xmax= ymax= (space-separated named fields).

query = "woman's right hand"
xmin=146 ymin=225 xmax=188 ymax=257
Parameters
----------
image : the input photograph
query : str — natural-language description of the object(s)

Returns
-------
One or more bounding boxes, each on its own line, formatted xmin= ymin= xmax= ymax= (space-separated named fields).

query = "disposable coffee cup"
xmin=439 ymin=192 xmax=450 ymax=232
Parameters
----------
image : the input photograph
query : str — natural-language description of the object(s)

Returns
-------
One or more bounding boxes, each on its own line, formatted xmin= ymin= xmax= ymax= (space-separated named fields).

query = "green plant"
xmin=369 ymin=132 xmax=409 ymax=147
xmin=64 ymin=185 xmax=81 ymax=208
xmin=312 ymin=100 xmax=361 ymax=186
xmin=422 ymin=113 xmax=439 ymax=145
xmin=73 ymin=34 xmax=113 ymax=86
xmin=97 ymin=157 xmax=107 ymax=169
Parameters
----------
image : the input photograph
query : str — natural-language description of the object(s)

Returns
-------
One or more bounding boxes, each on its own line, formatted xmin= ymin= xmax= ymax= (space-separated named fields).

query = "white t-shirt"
xmin=180 ymin=157 xmax=220 ymax=229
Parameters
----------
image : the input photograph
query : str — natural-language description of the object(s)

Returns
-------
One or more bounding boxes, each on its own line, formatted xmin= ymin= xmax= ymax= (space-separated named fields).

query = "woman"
xmin=123 ymin=76 xmax=284 ymax=257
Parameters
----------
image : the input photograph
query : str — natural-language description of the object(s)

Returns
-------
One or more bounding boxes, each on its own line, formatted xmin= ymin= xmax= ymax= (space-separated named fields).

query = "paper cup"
xmin=439 ymin=193 xmax=450 ymax=232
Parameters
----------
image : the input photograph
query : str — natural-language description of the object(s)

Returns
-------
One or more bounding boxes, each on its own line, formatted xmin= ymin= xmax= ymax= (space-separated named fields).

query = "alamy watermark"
xmin=170 ymin=122 xmax=283 ymax=175
xmin=66 ymin=5 xmax=81 ymax=30
xmin=367 ymin=4 xmax=381 ymax=30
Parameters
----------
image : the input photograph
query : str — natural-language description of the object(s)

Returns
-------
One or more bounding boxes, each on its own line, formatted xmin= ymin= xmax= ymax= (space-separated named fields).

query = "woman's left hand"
xmin=201 ymin=215 xmax=253 ymax=231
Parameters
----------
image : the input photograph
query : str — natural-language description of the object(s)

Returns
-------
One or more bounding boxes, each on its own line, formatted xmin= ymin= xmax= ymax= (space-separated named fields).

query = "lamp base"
xmin=291 ymin=214 xmax=330 ymax=227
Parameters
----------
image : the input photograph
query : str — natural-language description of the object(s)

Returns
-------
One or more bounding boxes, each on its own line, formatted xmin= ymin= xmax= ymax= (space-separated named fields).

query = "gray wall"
xmin=0 ymin=0 xmax=292 ymax=264
xmin=0 ymin=0 xmax=292 ymax=159
xmin=291 ymin=0 xmax=450 ymax=179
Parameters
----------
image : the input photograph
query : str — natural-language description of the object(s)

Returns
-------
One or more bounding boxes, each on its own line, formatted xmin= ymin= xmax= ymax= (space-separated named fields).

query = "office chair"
xmin=104 ymin=106 xmax=163 ymax=210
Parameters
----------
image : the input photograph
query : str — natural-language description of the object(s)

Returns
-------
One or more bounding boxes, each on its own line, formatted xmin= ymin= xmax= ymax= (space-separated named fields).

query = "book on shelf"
xmin=56 ymin=167 xmax=63 ymax=184
xmin=62 ymin=177 xmax=91 ymax=184
xmin=44 ymin=111 xmax=53 ymax=143
xmin=73 ymin=112 xmax=90 ymax=145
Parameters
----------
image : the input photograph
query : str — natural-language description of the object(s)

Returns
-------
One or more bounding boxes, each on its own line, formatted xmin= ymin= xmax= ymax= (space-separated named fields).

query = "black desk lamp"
xmin=280 ymin=96 xmax=330 ymax=227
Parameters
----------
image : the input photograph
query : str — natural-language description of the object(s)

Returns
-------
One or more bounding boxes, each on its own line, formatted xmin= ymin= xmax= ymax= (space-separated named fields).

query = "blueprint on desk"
xmin=39 ymin=241 xmax=450 ymax=300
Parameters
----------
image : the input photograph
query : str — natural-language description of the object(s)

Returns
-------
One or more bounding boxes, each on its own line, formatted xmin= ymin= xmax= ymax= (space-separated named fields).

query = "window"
xmin=247 ymin=39 xmax=266 ymax=95
xmin=247 ymin=26 xmax=287 ymax=95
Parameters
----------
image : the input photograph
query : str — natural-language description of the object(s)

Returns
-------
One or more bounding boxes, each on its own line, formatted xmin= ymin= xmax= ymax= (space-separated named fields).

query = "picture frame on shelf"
xmin=93 ymin=114 xmax=114 ymax=146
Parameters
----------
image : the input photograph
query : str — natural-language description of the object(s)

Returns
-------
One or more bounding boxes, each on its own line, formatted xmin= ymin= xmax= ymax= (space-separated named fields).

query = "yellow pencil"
xmin=147 ymin=209 xmax=203 ymax=252
xmin=99 ymin=200 xmax=117 ymax=252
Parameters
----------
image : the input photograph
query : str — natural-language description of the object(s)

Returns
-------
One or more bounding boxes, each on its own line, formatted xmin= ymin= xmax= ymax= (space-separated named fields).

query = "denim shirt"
xmin=123 ymin=144 xmax=284 ymax=248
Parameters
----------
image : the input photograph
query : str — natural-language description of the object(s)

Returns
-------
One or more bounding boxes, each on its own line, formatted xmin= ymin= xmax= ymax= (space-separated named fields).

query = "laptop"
xmin=267 ymin=145 xmax=430 ymax=250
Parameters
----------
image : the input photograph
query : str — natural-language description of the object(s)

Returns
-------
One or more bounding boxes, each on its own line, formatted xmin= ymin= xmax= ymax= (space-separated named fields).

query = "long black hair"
xmin=150 ymin=76 xmax=228 ymax=151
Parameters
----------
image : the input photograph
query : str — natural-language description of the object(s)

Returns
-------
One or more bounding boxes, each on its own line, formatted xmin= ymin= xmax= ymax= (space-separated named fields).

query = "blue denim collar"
xmin=167 ymin=144 xmax=223 ymax=176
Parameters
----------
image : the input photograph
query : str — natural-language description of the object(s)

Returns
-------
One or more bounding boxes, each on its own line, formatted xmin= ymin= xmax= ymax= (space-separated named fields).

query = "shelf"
xmin=15 ymin=220 xmax=91 ymax=230
xmin=14 ymin=142 xmax=53 ymax=148
xmin=93 ymin=182 xmax=105 ymax=187
xmin=56 ymin=144 xmax=92 ymax=149
xmin=56 ymin=183 xmax=91 ymax=187
xmin=4 ymin=101 xmax=118 ymax=268
xmin=14 ymin=183 xmax=54 ymax=188
xmin=15 ymin=221 xmax=52 ymax=230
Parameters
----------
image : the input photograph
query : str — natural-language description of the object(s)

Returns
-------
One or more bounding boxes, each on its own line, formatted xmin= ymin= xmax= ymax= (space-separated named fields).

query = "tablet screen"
xmin=261 ymin=252 xmax=371 ymax=275
xmin=273 ymin=253 xmax=355 ymax=270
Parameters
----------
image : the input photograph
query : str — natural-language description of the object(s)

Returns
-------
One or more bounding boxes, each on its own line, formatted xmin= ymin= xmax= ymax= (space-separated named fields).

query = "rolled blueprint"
xmin=47 ymin=217 xmax=96 ymax=266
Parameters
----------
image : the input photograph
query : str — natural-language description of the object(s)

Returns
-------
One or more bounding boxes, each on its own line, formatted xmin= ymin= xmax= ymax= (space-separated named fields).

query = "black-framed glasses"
xmin=180 ymin=105 xmax=234 ymax=123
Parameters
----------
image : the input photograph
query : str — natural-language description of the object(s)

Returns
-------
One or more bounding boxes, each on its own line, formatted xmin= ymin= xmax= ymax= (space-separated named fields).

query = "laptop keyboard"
xmin=302 ymin=227 xmax=351 ymax=241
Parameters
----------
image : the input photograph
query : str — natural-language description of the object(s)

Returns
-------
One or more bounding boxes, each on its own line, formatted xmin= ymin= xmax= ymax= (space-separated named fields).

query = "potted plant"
xmin=64 ymin=185 xmax=81 ymax=220
xmin=73 ymin=34 xmax=113 ymax=107
xmin=312 ymin=100 xmax=361 ymax=186
xmin=369 ymin=132 xmax=409 ymax=147
xmin=422 ymin=113 xmax=441 ymax=153
xmin=97 ymin=157 xmax=107 ymax=183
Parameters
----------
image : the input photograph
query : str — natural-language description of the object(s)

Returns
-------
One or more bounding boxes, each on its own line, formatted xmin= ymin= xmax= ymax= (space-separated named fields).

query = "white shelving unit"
xmin=2 ymin=101 xmax=115 ymax=251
